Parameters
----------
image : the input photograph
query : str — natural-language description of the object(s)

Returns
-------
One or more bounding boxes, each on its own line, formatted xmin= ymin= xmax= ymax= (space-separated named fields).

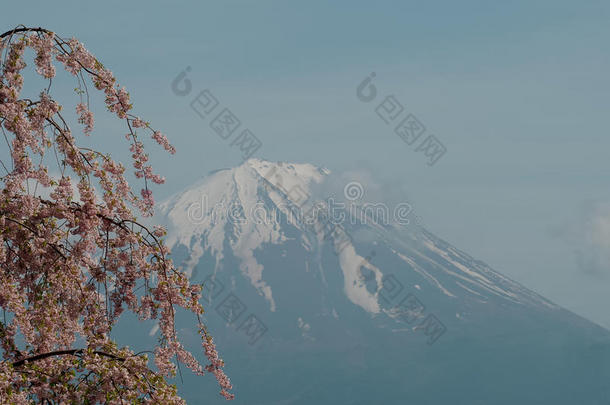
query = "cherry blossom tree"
xmin=0 ymin=26 xmax=233 ymax=403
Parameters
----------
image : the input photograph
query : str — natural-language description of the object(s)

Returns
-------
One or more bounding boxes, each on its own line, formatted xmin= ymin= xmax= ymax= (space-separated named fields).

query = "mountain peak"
xmin=244 ymin=158 xmax=330 ymax=193
xmin=158 ymin=160 xmax=331 ymax=312
xmin=158 ymin=161 xmax=557 ymax=319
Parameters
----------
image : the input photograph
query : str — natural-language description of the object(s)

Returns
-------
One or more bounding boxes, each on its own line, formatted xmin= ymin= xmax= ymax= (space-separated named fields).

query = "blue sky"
xmin=3 ymin=1 xmax=610 ymax=327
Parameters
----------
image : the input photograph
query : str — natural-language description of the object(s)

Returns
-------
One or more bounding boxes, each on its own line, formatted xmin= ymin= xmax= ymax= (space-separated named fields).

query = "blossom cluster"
xmin=0 ymin=27 xmax=233 ymax=402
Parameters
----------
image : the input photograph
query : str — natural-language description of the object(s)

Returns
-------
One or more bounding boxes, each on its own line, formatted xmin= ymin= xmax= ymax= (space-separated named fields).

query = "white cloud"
xmin=551 ymin=202 xmax=610 ymax=276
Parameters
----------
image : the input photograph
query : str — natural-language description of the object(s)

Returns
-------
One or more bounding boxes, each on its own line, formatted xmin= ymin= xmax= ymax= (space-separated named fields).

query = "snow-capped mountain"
xmin=154 ymin=159 xmax=610 ymax=405
xmin=160 ymin=159 xmax=552 ymax=314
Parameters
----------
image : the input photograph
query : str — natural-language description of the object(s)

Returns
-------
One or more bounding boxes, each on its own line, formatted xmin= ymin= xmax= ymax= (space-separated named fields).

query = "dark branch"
xmin=0 ymin=27 xmax=51 ymax=39
xmin=13 ymin=349 xmax=124 ymax=368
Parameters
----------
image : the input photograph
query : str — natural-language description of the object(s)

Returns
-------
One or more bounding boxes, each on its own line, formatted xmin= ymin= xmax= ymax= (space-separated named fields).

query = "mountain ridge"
xmin=148 ymin=159 xmax=610 ymax=404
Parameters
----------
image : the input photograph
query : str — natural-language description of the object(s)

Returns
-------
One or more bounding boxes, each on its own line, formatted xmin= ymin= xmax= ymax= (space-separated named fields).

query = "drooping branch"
xmin=0 ymin=25 xmax=235 ymax=401
xmin=0 ymin=26 xmax=51 ymax=39
xmin=12 ymin=349 xmax=124 ymax=368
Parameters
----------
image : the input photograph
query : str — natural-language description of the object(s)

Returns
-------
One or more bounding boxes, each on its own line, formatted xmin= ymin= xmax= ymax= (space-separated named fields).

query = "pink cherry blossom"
xmin=0 ymin=26 xmax=233 ymax=403
xmin=76 ymin=103 xmax=94 ymax=135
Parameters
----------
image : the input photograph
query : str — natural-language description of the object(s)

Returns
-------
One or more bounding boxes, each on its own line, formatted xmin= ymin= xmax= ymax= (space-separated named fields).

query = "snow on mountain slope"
xmin=148 ymin=159 xmax=610 ymax=405
xmin=159 ymin=160 xmax=329 ymax=311
xmin=158 ymin=159 xmax=556 ymax=319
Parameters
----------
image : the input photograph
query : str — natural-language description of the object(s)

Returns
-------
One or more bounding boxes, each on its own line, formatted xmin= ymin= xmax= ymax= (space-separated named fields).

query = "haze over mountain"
xmin=151 ymin=159 xmax=610 ymax=404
